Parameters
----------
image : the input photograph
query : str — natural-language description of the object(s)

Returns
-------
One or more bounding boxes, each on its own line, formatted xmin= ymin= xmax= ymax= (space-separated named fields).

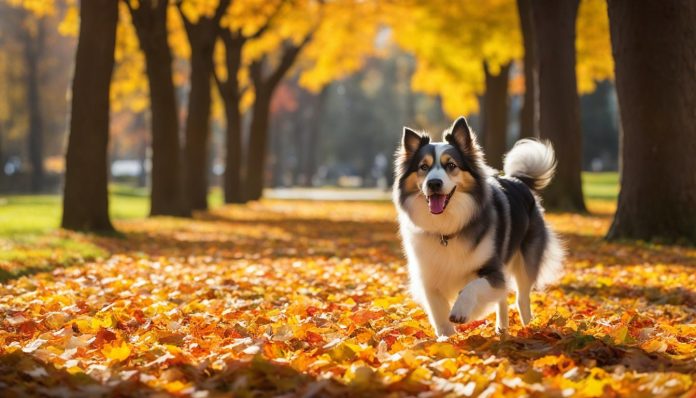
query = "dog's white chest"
xmin=404 ymin=227 xmax=494 ymax=300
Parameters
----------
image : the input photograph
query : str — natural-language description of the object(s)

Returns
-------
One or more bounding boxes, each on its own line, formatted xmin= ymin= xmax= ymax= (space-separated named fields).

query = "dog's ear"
xmin=402 ymin=127 xmax=429 ymax=155
xmin=444 ymin=117 xmax=473 ymax=154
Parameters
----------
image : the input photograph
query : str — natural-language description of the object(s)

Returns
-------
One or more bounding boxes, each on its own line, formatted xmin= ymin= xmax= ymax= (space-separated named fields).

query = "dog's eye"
xmin=419 ymin=164 xmax=429 ymax=171
xmin=445 ymin=162 xmax=457 ymax=171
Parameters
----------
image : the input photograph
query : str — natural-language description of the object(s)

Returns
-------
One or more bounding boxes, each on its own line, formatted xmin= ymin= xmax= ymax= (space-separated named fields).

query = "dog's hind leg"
xmin=511 ymin=253 xmax=533 ymax=326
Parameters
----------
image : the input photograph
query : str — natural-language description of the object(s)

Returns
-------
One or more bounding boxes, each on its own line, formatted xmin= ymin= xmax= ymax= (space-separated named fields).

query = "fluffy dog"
xmin=393 ymin=116 xmax=563 ymax=337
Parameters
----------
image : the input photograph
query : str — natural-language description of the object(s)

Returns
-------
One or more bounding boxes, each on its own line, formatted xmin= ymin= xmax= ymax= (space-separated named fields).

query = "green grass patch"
xmin=0 ymin=184 xmax=224 ymax=281
xmin=582 ymin=172 xmax=619 ymax=201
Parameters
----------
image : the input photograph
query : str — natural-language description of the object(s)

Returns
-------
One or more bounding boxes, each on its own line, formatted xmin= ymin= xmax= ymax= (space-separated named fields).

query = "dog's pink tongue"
xmin=428 ymin=194 xmax=447 ymax=214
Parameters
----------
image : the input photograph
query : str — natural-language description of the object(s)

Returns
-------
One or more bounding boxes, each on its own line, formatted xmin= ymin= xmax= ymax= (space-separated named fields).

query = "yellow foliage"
xmin=576 ymin=0 xmax=614 ymax=93
xmin=1 ymin=201 xmax=696 ymax=395
xmin=5 ymin=0 xmax=55 ymax=16
xmin=390 ymin=0 xmax=522 ymax=117
xmin=111 ymin=2 xmax=149 ymax=114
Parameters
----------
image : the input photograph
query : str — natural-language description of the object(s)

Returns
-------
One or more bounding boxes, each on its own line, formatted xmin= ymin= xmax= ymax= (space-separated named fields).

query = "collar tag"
xmin=440 ymin=234 xmax=449 ymax=247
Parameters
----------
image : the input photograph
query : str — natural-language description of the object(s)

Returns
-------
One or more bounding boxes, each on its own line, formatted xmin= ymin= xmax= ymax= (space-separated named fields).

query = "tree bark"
xmin=482 ymin=62 xmax=511 ymax=170
xmin=178 ymin=0 xmax=230 ymax=212
xmin=128 ymin=0 xmax=185 ymax=216
xmin=62 ymin=0 xmax=118 ymax=231
xmin=24 ymin=16 xmax=45 ymax=193
xmin=531 ymin=0 xmax=586 ymax=211
xmin=517 ymin=0 xmax=538 ymax=139
xmin=216 ymin=32 xmax=245 ymax=204
xmin=606 ymin=0 xmax=696 ymax=243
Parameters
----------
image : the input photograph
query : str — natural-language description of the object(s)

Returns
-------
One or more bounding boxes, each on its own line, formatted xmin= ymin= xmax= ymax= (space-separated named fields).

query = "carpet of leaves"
xmin=1 ymin=200 xmax=695 ymax=397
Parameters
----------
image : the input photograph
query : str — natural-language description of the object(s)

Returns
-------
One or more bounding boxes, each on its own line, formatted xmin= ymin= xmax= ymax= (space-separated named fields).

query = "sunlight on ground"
xmin=0 ymin=196 xmax=694 ymax=396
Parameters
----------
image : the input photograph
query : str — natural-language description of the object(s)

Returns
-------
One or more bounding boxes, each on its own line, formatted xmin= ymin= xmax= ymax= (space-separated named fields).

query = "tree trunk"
xmin=482 ymin=62 xmax=511 ymax=170
xmin=184 ymin=49 xmax=214 ymax=210
xmin=243 ymin=37 xmax=311 ymax=201
xmin=531 ymin=0 xmax=586 ymax=211
xmin=128 ymin=0 xmax=185 ymax=216
xmin=517 ymin=0 xmax=538 ymax=139
xmin=178 ymin=1 xmax=229 ymax=212
xmin=244 ymin=86 xmax=272 ymax=201
xmin=62 ymin=0 xmax=118 ymax=231
xmin=218 ymin=34 xmax=245 ymax=204
xmin=606 ymin=0 xmax=696 ymax=243
xmin=24 ymin=17 xmax=45 ymax=193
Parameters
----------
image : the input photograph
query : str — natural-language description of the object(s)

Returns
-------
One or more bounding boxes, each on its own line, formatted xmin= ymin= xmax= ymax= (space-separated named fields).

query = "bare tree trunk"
xmin=517 ymin=0 xmax=538 ymax=139
xmin=24 ymin=16 xmax=45 ymax=193
xmin=178 ymin=0 xmax=229 ymax=212
xmin=606 ymin=0 xmax=696 ymax=243
xmin=482 ymin=62 xmax=511 ymax=170
xmin=128 ymin=0 xmax=185 ymax=216
xmin=531 ymin=0 xmax=586 ymax=211
xmin=62 ymin=0 xmax=118 ymax=231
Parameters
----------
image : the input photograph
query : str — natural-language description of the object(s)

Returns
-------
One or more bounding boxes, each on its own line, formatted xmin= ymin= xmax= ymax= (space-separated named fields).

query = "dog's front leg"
xmin=423 ymin=288 xmax=455 ymax=337
xmin=449 ymin=267 xmax=507 ymax=325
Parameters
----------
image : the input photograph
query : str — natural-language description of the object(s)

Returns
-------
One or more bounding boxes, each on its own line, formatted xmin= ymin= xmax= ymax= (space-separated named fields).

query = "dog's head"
xmin=393 ymin=117 xmax=488 ymax=234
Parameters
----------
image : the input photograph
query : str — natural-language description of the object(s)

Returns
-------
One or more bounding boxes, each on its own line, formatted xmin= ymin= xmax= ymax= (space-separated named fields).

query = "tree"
xmin=178 ymin=0 xmax=230 ymax=211
xmin=62 ymin=0 xmax=118 ymax=231
xmin=516 ymin=0 xmax=537 ymax=139
xmin=213 ymin=1 xmax=283 ymax=203
xmin=391 ymin=0 xmax=521 ymax=168
xmin=126 ymin=0 xmax=185 ymax=216
xmin=530 ymin=0 xmax=585 ymax=211
xmin=221 ymin=0 xmax=376 ymax=201
xmin=482 ymin=61 xmax=511 ymax=169
xmin=245 ymin=35 xmax=312 ymax=201
xmin=606 ymin=0 xmax=696 ymax=243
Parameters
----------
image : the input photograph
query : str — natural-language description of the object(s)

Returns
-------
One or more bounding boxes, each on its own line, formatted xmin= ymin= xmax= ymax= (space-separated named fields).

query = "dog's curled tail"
xmin=503 ymin=139 xmax=556 ymax=191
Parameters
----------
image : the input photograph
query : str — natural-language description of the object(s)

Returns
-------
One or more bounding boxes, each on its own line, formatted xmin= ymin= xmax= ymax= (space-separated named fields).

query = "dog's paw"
xmin=449 ymin=295 xmax=476 ymax=324
xmin=435 ymin=322 xmax=456 ymax=337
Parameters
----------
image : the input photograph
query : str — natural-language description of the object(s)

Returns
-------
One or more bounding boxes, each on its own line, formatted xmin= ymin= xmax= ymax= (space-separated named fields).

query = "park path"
xmin=0 ymin=200 xmax=694 ymax=397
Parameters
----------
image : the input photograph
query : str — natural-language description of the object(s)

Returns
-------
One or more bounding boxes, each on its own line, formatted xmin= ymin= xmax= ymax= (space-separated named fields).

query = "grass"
xmin=0 ymin=174 xmax=617 ymax=282
xmin=0 ymin=185 xmax=221 ymax=281
xmin=582 ymin=172 xmax=619 ymax=201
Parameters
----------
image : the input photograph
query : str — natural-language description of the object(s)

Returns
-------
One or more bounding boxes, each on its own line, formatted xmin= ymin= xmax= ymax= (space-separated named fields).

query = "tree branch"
xmin=265 ymin=31 xmax=313 ymax=90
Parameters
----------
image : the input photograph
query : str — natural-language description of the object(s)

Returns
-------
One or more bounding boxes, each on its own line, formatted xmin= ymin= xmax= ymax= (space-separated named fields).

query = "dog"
xmin=393 ymin=116 xmax=563 ymax=337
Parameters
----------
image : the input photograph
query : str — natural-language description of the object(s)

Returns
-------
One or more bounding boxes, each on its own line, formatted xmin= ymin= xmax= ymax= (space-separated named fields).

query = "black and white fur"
xmin=393 ymin=117 xmax=563 ymax=337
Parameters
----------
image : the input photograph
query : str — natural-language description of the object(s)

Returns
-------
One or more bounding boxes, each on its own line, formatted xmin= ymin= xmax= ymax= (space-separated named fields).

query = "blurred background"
xmin=0 ymin=0 xmax=692 ymax=242
xmin=0 ymin=0 xmax=615 ymax=192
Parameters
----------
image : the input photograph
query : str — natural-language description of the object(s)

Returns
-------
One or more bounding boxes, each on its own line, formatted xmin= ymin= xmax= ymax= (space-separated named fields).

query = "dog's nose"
xmin=427 ymin=179 xmax=443 ymax=192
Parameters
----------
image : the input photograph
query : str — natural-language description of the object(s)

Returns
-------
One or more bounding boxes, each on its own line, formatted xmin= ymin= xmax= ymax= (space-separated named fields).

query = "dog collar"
xmin=440 ymin=234 xmax=454 ymax=247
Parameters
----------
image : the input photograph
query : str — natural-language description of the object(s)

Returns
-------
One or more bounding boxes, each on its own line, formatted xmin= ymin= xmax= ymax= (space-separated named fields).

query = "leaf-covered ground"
xmin=0 ymin=200 xmax=694 ymax=397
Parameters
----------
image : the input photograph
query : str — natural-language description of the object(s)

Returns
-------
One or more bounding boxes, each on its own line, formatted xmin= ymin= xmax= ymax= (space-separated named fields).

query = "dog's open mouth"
xmin=427 ymin=187 xmax=456 ymax=215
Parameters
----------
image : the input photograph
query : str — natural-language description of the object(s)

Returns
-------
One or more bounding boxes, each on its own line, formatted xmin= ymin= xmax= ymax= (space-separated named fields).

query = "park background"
xmin=0 ymin=0 xmax=695 ymax=397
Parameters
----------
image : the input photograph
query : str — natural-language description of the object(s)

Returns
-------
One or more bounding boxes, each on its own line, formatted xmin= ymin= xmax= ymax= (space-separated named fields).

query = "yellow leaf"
xmin=102 ymin=341 xmax=131 ymax=362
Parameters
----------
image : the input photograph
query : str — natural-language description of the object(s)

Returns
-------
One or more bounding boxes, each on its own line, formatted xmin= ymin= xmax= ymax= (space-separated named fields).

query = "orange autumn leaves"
xmin=0 ymin=200 xmax=695 ymax=397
